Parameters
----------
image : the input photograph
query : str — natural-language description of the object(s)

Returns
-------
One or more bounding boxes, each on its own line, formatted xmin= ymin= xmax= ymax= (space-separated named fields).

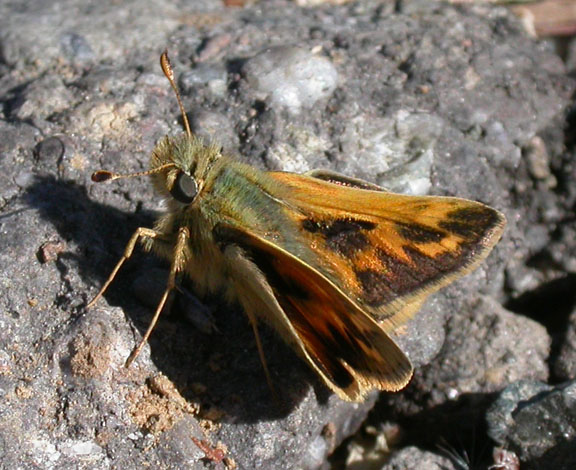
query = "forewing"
xmin=267 ymin=171 xmax=506 ymax=331
xmin=214 ymin=224 xmax=413 ymax=401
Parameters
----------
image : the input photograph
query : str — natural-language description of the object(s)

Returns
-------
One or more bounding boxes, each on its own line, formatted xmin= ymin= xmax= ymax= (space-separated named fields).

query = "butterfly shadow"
xmin=26 ymin=175 xmax=328 ymax=423
xmin=376 ymin=389 xmax=500 ymax=469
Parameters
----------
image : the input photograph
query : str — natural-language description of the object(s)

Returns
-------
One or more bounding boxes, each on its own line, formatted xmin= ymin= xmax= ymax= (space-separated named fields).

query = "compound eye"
xmin=170 ymin=172 xmax=198 ymax=204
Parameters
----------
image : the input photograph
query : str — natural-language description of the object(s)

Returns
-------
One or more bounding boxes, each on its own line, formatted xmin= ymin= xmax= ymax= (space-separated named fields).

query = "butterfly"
xmin=88 ymin=51 xmax=506 ymax=402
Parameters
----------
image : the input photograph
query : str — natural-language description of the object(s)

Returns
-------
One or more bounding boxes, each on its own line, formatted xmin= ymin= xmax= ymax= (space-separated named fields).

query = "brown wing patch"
xmin=213 ymin=224 xmax=413 ymax=401
xmin=301 ymin=218 xmax=375 ymax=258
xmin=355 ymin=245 xmax=464 ymax=308
xmin=397 ymin=222 xmax=446 ymax=243
xmin=267 ymin=172 xmax=506 ymax=329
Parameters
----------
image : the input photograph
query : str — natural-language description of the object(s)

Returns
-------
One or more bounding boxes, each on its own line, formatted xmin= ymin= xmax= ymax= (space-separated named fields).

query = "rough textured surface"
xmin=381 ymin=446 xmax=456 ymax=470
xmin=0 ymin=0 xmax=574 ymax=469
xmin=487 ymin=381 xmax=576 ymax=470
xmin=421 ymin=296 xmax=550 ymax=396
xmin=556 ymin=305 xmax=576 ymax=380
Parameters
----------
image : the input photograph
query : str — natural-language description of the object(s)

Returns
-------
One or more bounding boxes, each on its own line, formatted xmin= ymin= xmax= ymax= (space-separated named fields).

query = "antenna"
xmin=160 ymin=50 xmax=193 ymax=139
xmin=91 ymin=163 xmax=176 ymax=183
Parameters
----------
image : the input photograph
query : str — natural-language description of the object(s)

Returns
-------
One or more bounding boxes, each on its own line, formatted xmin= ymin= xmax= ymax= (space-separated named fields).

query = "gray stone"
xmin=381 ymin=446 xmax=456 ymax=470
xmin=556 ymin=305 xmax=576 ymax=381
xmin=426 ymin=296 xmax=550 ymax=397
xmin=487 ymin=381 xmax=576 ymax=470
xmin=243 ymin=46 xmax=339 ymax=115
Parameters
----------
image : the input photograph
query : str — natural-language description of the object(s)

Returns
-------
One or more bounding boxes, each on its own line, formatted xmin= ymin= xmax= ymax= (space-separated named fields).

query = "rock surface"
xmin=0 ymin=0 xmax=574 ymax=469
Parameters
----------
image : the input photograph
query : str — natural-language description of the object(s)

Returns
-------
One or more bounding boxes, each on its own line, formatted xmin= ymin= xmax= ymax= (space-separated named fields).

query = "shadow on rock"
xmin=25 ymin=174 xmax=316 ymax=422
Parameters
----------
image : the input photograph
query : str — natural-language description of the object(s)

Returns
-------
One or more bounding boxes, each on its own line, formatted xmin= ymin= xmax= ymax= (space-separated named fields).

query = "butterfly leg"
xmin=242 ymin=307 xmax=278 ymax=401
xmin=218 ymin=243 xmax=282 ymax=401
xmin=87 ymin=227 xmax=166 ymax=309
xmin=125 ymin=226 xmax=190 ymax=366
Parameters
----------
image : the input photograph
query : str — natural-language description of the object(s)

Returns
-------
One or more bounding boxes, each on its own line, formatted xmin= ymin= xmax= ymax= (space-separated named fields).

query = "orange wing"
xmin=266 ymin=171 xmax=506 ymax=332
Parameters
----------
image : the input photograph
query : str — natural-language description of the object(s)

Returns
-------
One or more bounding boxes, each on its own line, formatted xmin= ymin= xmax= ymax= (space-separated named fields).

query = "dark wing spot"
xmin=302 ymin=218 xmax=376 ymax=258
xmin=402 ymin=245 xmax=462 ymax=279
xmin=356 ymin=269 xmax=395 ymax=306
xmin=325 ymin=224 xmax=370 ymax=258
xmin=440 ymin=206 xmax=501 ymax=238
xmin=301 ymin=218 xmax=320 ymax=233
xmin=377 ymin=248 xmax=429 ymax=294
xmin=397 ymin=223 xmax=446 ymax=243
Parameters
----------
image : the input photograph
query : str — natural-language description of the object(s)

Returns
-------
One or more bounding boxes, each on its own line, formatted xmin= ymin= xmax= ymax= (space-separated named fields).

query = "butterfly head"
xmin=148 ymin=134 xmax=222 ymax=205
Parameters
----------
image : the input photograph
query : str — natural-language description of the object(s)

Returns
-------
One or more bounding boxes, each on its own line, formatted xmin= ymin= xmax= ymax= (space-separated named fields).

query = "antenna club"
xmin=160 ymin=50 xmax=174 ymax=80
xmin=92 ymin=170 xmax=115 ymax=182
xmin=159 ymin=49 xmax=193 ymax=139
